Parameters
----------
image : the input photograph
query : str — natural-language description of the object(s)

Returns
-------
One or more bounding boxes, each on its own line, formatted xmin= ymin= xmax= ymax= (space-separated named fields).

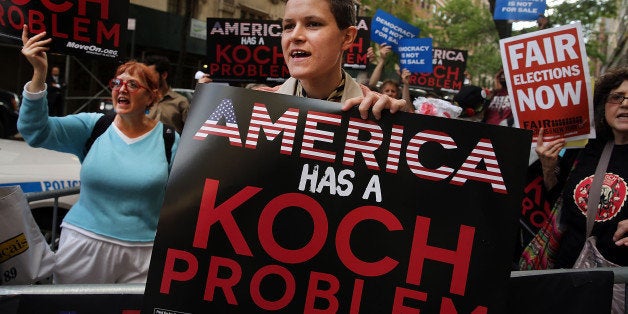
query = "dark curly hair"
xmin=593 ymin=67 xmax=628 ymax=141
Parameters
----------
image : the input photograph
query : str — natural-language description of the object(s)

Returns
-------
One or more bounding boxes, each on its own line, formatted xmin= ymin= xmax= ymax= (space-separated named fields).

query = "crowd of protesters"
xmin=9 ymin=0 xmax=628 ymax=296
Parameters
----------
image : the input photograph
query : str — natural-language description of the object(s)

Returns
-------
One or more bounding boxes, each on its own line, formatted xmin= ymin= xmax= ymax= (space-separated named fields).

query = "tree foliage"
xmin=362 ymin=0 xmax=503 ymax=87
xmin=550 ymin=0 xmax=617 ymax=27
xmin=422 ymin=0 xmax=503 ymax=86
xmin=360 ymin=0 xmax=619 ymax=87
xmin=515 ymin=0 xmax=618 ymax=67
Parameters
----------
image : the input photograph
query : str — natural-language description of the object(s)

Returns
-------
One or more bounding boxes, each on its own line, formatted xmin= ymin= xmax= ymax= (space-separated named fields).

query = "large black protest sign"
xmin=343 ymin=17 xmax=371 ymax=71
xmin=0 ymin=0 xmax=129 ymax=59
xmin=143 ymin=84 xmax=532 ymax=313
xmin=407 ymin=48 xmax=468 ymax=93
xmin=206 ymin=18 xmax=288 ymax=84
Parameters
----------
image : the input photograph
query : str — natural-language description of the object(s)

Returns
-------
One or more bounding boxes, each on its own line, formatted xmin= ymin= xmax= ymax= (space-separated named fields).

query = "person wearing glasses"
xmin=17 ymin=25 xmax=179 ymax=284
xmin=530 ymin=66 xmax=628 ymax=269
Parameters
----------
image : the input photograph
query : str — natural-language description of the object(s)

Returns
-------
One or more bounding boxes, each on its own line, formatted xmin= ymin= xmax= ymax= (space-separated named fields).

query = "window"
xmin=240 ymin=7 xmax=269 ymax=20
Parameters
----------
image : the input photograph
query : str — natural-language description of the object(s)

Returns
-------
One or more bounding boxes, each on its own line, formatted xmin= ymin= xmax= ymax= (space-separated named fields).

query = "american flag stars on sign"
xmin=194 ymin=98 xmax=242 ymax=145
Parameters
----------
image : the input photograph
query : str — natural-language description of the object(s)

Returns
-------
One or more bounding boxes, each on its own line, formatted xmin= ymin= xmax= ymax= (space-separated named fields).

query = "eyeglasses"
xmin=109 ymin=78 xmax=147 ymax=93
xmin=606 ymin=93 xmax=628 ymax=104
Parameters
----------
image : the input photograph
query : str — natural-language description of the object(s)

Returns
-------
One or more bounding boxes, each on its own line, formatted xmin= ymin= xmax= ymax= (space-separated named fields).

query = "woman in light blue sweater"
xmin=18 ymin=25 xmax=179 ymax=284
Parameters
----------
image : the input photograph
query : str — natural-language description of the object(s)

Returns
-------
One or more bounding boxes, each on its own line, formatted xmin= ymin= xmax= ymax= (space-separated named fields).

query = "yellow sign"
xmin=0 ymin=233 xmax=29 ymax=263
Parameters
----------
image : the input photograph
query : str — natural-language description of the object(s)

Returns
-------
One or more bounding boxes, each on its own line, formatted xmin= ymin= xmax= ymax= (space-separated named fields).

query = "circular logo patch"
xmin=573 ymin=173 xmax=627 ymax=221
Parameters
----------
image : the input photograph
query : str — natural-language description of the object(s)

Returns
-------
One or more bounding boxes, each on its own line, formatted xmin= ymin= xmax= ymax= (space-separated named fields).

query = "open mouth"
xmin=290 ymin=50 xmax=311 ymax=59
xmin=117 ymin=96 xmax=130 ymax=105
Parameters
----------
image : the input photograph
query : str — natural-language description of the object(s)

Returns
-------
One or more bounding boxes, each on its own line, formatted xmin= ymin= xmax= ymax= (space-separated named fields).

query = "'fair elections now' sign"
xmin=399 ymin=38 xmax=433 ymax=74
xmin=142 ymin=84 xmax=532 ymax=313
xmin=493 ymin=0 xmax=546 ymax=21
xmin=370 ymin=10 xmax=420 ymax=52
xmin=500 ymin=22 xmax=594 ymax=144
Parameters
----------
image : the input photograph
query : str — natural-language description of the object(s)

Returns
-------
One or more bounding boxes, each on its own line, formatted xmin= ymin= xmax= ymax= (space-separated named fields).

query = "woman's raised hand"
xmin=21 ymin=24 xmax=51 ymax=92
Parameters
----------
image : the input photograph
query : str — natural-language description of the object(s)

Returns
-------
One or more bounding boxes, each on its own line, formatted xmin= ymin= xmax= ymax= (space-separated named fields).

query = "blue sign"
xmin=398 ymin=38 xmax=433 ymax=74
xmin=370 ymin=9 xmax=420 ymax=52
xmin=494 ymin=0 xmax=546 ymax=21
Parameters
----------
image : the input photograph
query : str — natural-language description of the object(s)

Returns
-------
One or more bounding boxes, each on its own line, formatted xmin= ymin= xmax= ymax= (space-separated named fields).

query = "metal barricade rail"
xmin=25 ymin=186 xmax=80 ymax=251
xmin=12 ymin=187 xmax=628 ymax=313
xmin=1 ymin=268 xmax=628 ymax=313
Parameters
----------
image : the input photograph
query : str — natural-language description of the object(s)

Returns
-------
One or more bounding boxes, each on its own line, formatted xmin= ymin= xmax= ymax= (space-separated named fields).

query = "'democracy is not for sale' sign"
xmin=142 ymin=84 xmax=532 ymax=313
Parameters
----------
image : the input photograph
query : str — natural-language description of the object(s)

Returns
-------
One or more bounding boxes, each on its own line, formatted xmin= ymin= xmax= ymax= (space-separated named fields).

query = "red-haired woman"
xmin=18 ymin=25 xmax=179 ymax=284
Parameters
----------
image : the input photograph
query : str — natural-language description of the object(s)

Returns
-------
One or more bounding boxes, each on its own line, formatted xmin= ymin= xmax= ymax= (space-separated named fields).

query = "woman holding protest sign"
xmin=18 ymin=24 xmax=179 ymax=284
xmin=270 ymin=0 xmax=411 ymax=119
xmin=521 ymin=67 xmax=628 ymax=271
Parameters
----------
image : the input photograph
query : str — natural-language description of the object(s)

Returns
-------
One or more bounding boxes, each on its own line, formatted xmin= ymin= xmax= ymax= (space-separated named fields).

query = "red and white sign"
xmin=500 ymin=23 xmax=595 ymax=145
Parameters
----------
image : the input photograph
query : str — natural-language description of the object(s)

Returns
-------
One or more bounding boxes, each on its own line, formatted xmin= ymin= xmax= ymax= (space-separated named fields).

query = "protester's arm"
xmin=400 ymin=68 xmax=413 ymax=112
xmin=20 ymin=24 xmax=101 ymax=157
xmin=535 ymin=128 xmax=566 ymax=190
xmin=368 ymin=44 xmax=391 ymax=89
xmin=21 ymin=25 xmax=51 ymax=93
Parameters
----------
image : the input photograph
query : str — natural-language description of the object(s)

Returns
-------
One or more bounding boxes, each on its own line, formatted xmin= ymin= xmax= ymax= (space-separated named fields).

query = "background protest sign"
xmin=493 ymin=0 xmax=546 ymax=21
xmin=142 ymin=84 xmax=532 ymax=313
xmin=398 ymin=38 xmax=433 ymax=74
xmin=500 ymin=23 xmax=594 ymax=145
xmin=206 ymin=18 xmax=288 ymax=84
xmin=407 ymin=48 xmax=468 ymax=93
xmin=343 ymin=17 xmax=371 ymax=70
xmin=0 ymin=1 xmax=129 ymax=59
xmin=370 ymin=9 xmax=419 ymax=53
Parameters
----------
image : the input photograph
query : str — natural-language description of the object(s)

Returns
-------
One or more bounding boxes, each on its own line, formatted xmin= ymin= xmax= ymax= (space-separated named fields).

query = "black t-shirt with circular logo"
xmin=555 ymin=140 xmax=628 ymax=268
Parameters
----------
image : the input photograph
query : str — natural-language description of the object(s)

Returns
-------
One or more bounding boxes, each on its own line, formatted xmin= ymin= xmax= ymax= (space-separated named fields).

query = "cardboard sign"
xmin=399 ymin=38 xmax=433 ymax=74
xmin=500 ymin=23 xmax=594 ymax=144
xmin=0 ymin=1 xmax=129 ymax=59
xmin=407 ymin=48 xmax=468 ymax=93
xmin=493 ymin=0 xmax=547 ymax=21
xmin=370 ymin=10 xmax=420 ymax=53
xmin=142 ymin=84 xmax=531 ymax=313
xmin=343 ymin=17 xmax=371 ymax=70
xmin=206 ymin=18 xmax=288 ymax=84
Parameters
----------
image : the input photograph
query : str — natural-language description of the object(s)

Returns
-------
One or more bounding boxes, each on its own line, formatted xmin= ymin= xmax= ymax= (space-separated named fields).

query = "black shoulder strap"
xmin=84 ymin=113 xmax=115 ymax=156
xmin=162 ymin=124 xmax=175 ymax=166
xmin=84 ymin=114 xmax=176 ymax=167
